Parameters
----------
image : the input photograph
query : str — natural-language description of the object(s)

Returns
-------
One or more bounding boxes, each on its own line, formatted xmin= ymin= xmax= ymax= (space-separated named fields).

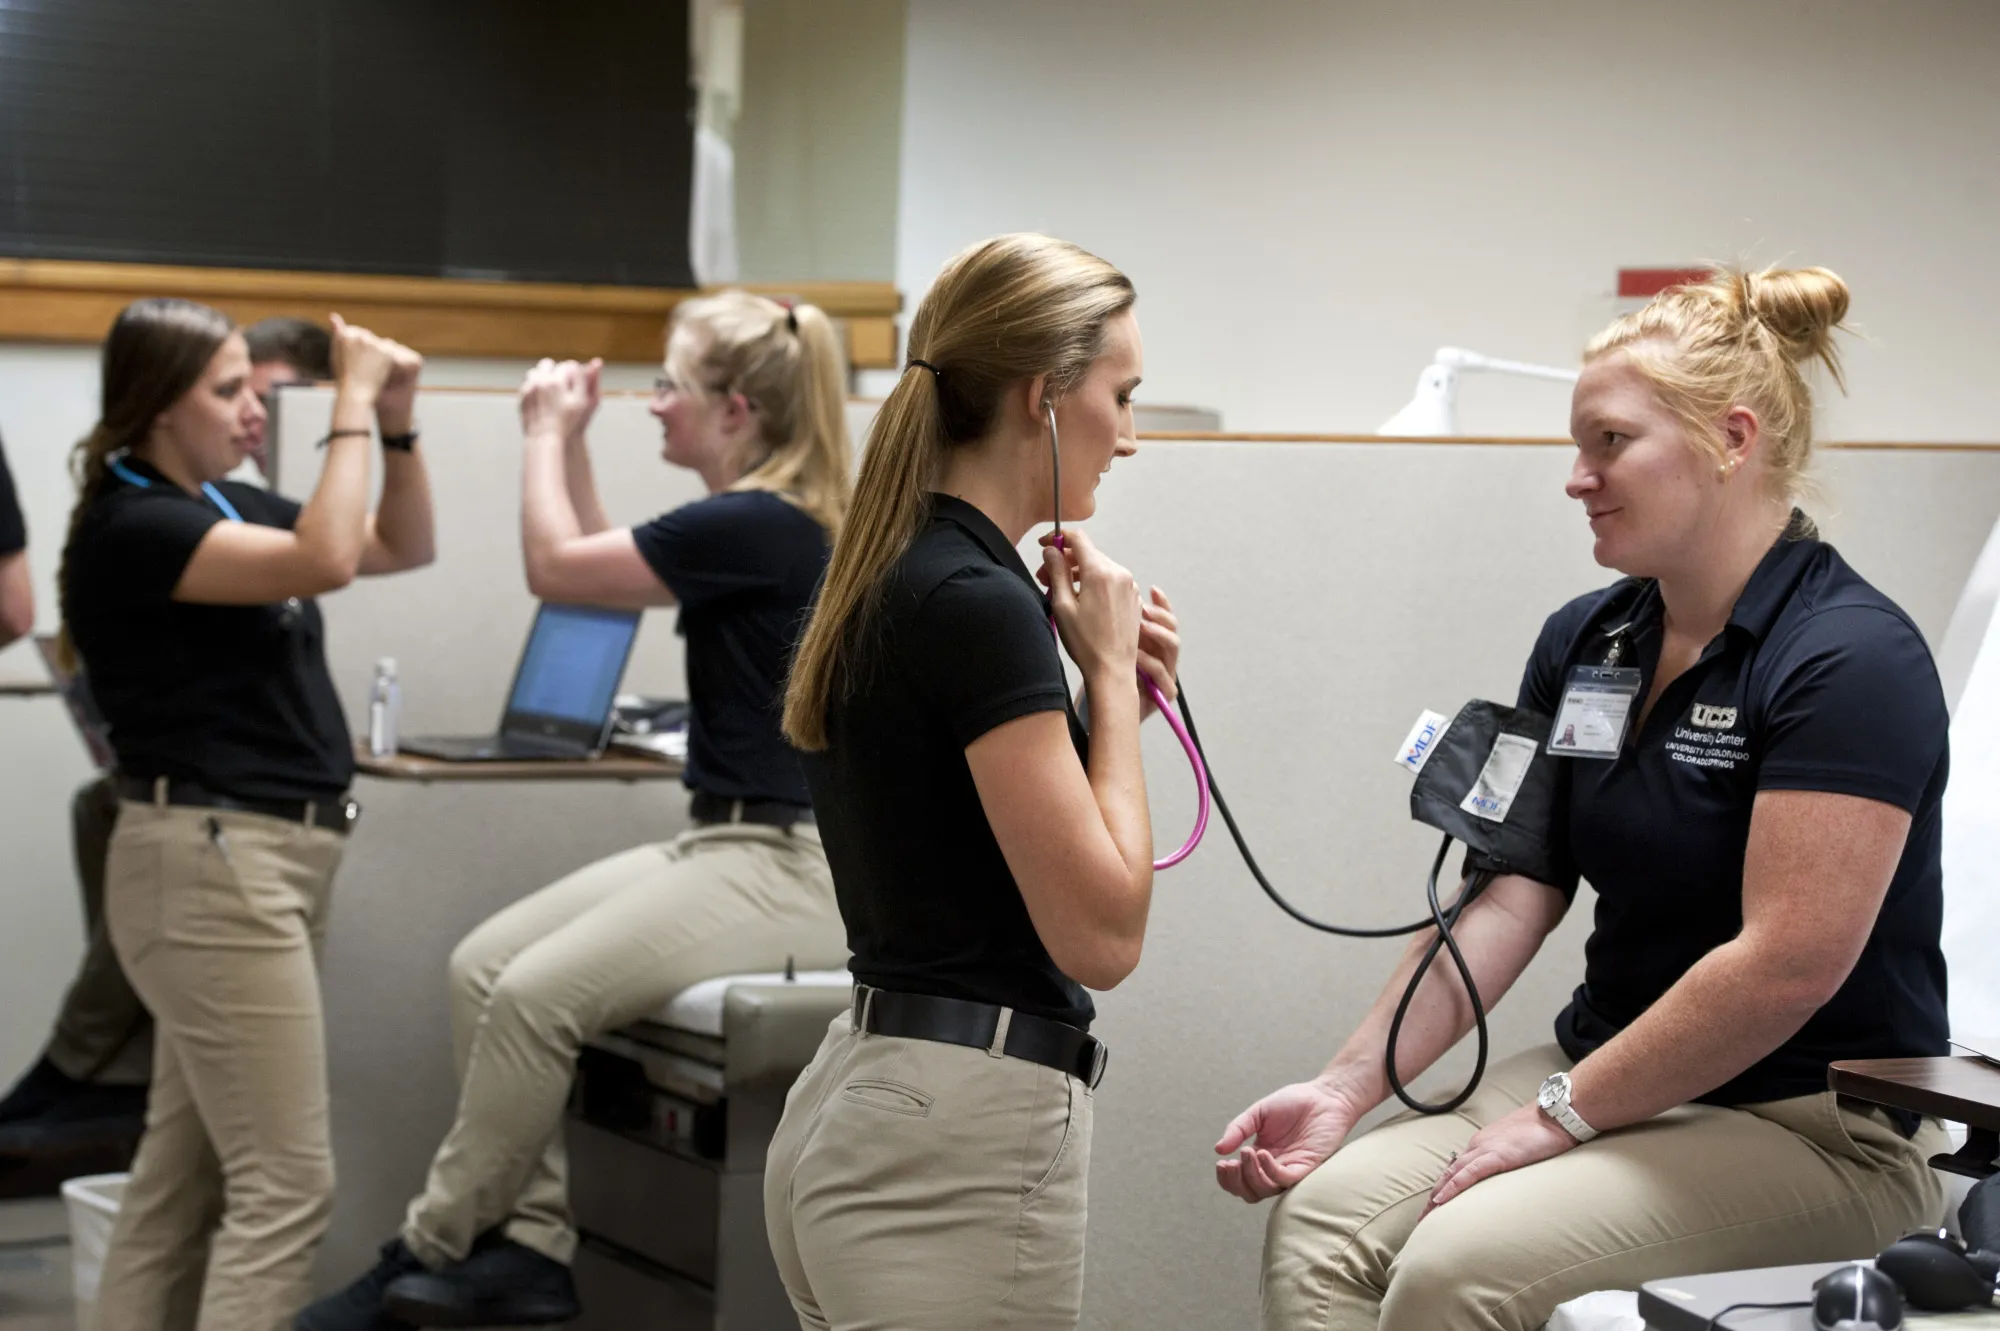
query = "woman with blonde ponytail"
xmin=764 ymin=234 xmax=1181 ymax=1330
xmin=61 ymin=297 xmax=434 ymax=1331
xmin=1231 ymin=267 xmax=1955 ymax=1331
xmin=305 ymin=292 xmax=853 ymax=1331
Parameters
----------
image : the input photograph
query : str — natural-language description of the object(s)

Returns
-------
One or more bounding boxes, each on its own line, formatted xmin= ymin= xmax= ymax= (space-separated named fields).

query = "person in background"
xmin=244 ymin=317 xmax=335 ymax=472
xmin=302 ymin=291 xmax=852 ymax=1331
xmin=0 ymin=318 xmax=341 ymax=1191
xmin=62 ymin=298 xmax=433 ymax=1331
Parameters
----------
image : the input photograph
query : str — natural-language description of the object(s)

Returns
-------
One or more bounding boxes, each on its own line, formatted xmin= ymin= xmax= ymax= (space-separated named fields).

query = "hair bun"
xmin=1745 ymin=266 xmax=1849 ymax=371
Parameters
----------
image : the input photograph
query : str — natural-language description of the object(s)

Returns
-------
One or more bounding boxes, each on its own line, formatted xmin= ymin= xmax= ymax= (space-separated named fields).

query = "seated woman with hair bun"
xmin=1222 ymin=267 xmax=1953 ymax=1331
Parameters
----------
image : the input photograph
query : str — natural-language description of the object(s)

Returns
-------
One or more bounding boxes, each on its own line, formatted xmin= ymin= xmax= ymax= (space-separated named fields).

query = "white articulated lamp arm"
xmin=1379 ymin=346 xmax=1580 ymax=436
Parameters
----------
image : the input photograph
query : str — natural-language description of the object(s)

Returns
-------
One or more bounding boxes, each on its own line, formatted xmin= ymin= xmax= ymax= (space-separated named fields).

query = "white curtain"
xmin=1941 ymin=518 xmax=2000 ymax=1041
xmin=689 ymin=124 xmax=739 ymax=287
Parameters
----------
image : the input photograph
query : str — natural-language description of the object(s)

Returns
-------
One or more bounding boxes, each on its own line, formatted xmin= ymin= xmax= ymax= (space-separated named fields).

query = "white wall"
xmin=897 ymin=0 xmax=2000 ymax=439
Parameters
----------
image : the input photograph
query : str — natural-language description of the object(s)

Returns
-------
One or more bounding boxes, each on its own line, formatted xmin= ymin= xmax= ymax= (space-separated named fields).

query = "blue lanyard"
xmin=108 ymin=458 xmax=244 ymax=523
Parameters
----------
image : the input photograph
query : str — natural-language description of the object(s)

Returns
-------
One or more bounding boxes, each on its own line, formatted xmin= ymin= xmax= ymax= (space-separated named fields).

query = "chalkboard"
xmin=0 ymin=0 xmax=695 ymax=287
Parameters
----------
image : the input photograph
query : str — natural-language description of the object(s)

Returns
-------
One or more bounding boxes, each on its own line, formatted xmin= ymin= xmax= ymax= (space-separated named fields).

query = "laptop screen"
xmin=505 ymin=604 xmax=641 ymax=727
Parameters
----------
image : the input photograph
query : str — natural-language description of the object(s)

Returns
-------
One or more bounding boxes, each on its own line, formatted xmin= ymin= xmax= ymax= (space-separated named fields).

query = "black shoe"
xmin=382 ymin=1237 xmax=579 ymax=1328
xmin=294 ymin=1239 xmax=427 ymax=1331
xmin=0 ymin=1057 xmax=148 ymax=1158
xmin=0 ymin=1058 xmax=78 ymax=1124
xmin=0 ymin=1108 xmax=148 ymax=1161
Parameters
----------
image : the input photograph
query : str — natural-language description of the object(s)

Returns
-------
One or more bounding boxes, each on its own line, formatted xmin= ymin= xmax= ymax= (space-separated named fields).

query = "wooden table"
xmin=1830 ymin=1056 xmax=2000 ymax=1179
xmin=354 ymin=743 xmax=684 ymax=783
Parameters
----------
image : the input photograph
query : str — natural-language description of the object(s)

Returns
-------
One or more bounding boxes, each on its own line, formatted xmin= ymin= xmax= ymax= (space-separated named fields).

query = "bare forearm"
xmin=371 ymin=448 xmax=435 ymax=567
xmin=1082 ymin=666 xmax=1153 ymax=883
xmin=564 ymin=433 xmax=612 ymax=535
xmin=1569 ymin=939 xmax=1819 ymax=1131
xmin=293 ymin=387 xmax=375 ymax=574
xmin=522 ymin=430 xmax=582 ymax=585
xmin=1319 ymin=878 xmax=1556 ymax=1109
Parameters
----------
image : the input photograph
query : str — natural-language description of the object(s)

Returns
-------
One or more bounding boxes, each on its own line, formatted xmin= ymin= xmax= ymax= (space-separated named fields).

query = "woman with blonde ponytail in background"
xmin=766 ymin=234 xmax=1181 ymax=1330
xmin=1225 ymin=267 xmax=1955 ymax=1331
xmin=303 ymin=291 xmax=854 ymax=1331
xmin=63 ymin=297 xmax=433 ymax=1331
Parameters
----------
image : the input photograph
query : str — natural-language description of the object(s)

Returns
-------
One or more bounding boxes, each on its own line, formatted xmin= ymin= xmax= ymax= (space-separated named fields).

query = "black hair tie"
xmin=907 ymin=358 xmax=943 ymax=381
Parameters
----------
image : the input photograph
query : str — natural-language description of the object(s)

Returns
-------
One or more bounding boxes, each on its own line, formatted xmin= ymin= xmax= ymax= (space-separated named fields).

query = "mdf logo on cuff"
xmin=1689 ymin=703 xmax=1738 ymax=730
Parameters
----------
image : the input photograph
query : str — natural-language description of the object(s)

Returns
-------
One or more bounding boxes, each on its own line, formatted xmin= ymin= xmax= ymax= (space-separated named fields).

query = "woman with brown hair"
xmin=61 ymin=297 xmax=433 ymax=1330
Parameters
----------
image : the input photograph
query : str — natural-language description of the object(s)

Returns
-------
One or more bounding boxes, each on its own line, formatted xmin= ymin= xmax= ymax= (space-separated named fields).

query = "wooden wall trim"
xmin=1139 ymin=432 xmax=2000 ymax=452
xmin=0 ymin=259 xmax=902 ymax=368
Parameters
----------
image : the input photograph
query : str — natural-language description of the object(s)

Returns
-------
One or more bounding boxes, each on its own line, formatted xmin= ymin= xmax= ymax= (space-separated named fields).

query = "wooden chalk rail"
xmin=0 ymin=258 xmax=902 ymax=369
xmin=1138 ymin=432 xmax=2000 ymax=452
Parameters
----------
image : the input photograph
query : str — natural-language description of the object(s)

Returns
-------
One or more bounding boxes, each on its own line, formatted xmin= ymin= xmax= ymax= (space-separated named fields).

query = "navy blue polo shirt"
xmin=1521 ymin=517 xmax=1950 ymax=1108
xmin=631 ymin=489 xmax=829 ymax=806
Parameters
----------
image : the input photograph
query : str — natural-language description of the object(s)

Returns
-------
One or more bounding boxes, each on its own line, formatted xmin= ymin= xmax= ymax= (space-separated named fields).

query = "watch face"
xmin=1538 ymin=1077 xmax=1562 ymax=1112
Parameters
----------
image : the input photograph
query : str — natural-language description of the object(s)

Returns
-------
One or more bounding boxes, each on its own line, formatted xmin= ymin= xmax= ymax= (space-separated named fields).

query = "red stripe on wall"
xmin=1618 ymin=267 xmax=1713 ymax=298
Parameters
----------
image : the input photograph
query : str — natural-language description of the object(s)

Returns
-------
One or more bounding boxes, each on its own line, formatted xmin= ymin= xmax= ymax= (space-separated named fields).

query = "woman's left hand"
xmin=1422 ymin=1104 xmax=1577 ymax=1217
xmin=375 ymin=340 xmax=425 ymax=432
xmin=1138 ymin=586 xmax=1180 ymax=715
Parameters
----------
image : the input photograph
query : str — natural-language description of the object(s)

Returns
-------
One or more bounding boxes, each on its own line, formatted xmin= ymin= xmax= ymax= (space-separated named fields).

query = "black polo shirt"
xmin=631 ymin=490 xmax=829 ymax=806
xmin=64 ymin=458 xmax=353 ymax=800
xmin=800 ymin=493 xmax=1095 ymax=1028
xmin=0 ymin=435 xmax=24 ymax=556
xmin=1521 ymin=518 xmax=1950 ymax=1108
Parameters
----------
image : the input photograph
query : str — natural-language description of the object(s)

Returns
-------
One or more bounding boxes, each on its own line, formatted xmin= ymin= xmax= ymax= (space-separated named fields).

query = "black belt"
xmin=855 ymin=985 xmax=1108 ymax=1089
xmin=117 ymin=775 xmax=358 ymax=836
xmin=689 ymin=791 xmax=812 ymax=830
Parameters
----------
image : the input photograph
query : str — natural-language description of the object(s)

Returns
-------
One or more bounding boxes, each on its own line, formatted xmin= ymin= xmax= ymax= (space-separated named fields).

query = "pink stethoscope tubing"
xmin=1044 ymin=402 xmax=1209 ymax=869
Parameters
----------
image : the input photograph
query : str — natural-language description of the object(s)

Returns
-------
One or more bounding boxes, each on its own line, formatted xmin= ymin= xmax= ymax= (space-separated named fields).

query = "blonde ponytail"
xmin=666 ymin=290 xmax=853 ymax=534
xmin=782 ymin=233 xmax=1135 ymax=751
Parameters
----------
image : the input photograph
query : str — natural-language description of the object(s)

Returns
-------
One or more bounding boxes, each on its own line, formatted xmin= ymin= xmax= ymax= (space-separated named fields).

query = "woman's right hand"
xmin=1213 ymin=1078 xmax=1367 ymax=1203
xmin=1040 ymin=528 xmax=1140 ymax=684
xmin=520 ymin=358 xmax=602 ymax=441
xmin=329 ymin=313 xmax=398 ymax=400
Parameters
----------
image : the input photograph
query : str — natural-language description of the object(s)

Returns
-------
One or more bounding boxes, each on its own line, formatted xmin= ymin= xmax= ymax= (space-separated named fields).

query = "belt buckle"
xmin=1087 ymin=1040 xmax=1109 ymax=1090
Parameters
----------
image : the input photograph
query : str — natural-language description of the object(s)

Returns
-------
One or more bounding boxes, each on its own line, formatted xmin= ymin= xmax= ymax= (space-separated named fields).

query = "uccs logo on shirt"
xmin=1689 ymin=703 xmax=1738 ymax=730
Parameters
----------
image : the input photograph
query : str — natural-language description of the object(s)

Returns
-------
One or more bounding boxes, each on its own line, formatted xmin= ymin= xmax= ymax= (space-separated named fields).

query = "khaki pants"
xmin=46 ymin=775 xmax=153 ymax=1086
xmin=401 ymin=820 xmax=846 ymax=1269
xmin=765 ymin=1009 xmax=1095 ymax=1331
xmin=95 ymin=799 xmax=347 ymax=1331
xmin=1261 ymin=1045 xmax=1948 ymax=1331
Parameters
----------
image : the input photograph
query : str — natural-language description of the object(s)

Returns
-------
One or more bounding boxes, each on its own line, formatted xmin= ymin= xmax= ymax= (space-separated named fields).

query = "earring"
xmin=1718 ymin=457 xmax=1741 ymax=481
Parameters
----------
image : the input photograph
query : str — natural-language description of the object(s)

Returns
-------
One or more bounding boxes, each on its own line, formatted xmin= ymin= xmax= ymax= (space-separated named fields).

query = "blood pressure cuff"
xmin=1408 ymin=700 xmax=1561 ymax=886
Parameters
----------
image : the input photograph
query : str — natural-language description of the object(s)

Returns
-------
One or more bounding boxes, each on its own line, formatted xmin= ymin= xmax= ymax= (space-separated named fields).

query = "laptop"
xmin=399 ymin=603 xmax=643 ymax=761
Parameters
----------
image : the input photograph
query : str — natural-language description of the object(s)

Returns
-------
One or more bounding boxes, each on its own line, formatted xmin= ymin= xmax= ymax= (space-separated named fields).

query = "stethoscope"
xmin=1043 ymin=402 xmax=1211 ymax=870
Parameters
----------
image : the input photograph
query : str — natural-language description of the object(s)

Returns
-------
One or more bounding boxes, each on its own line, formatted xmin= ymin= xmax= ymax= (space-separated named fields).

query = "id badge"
xmin=1547 ymin=665 xmax=1642 ymax=759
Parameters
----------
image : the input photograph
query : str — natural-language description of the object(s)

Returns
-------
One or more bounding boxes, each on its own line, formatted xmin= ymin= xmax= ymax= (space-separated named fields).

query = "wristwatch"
xmin=1537 ymin=1071 xmax=1599 ymax=1143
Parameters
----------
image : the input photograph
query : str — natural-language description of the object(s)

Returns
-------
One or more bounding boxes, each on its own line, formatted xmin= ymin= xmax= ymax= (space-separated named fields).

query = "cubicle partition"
xmin=177 ymin=401 xmax=2000 ymax=1321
